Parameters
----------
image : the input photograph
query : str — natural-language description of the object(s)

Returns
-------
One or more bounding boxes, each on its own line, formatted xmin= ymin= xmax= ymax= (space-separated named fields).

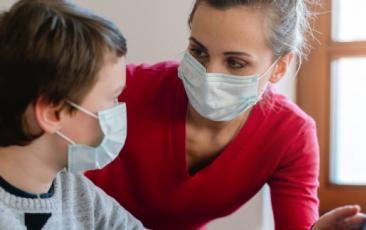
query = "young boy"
xmin=0 ymin=0 xmax=143 ymax=229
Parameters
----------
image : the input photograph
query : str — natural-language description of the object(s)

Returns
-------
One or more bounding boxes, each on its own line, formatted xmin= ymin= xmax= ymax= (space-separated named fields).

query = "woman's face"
xmin=189 ymin=3 xmax=278 ymax=83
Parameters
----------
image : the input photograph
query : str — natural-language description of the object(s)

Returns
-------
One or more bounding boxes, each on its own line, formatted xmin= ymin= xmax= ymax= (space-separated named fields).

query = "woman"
xmin=86 ymin=0 xmax=362 ymax=229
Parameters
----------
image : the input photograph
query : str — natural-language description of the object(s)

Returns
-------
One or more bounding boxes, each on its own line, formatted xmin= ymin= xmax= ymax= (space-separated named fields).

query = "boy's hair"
xmin=0 ymin=0 xmax=127 ymax=147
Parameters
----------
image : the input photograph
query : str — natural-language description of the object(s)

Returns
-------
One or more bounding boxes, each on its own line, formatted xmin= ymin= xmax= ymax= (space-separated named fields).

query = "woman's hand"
xmin=312 ymin=205 xmax=366 ymax=230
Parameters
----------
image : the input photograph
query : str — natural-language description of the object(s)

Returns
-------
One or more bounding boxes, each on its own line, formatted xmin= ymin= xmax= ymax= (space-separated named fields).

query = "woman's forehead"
xmin=190 ymin=3 xmax=271 ymax=56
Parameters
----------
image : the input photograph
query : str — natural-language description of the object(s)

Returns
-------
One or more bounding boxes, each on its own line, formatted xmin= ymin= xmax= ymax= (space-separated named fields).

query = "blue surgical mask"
xmin=178 ymin=52 xmax=278 ymax=121
xmin=56 ymin=101 xmax=127 ymax=173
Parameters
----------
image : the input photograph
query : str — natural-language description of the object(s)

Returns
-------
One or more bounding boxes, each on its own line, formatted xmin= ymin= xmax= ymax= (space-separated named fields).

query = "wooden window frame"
xmin=297 ymin=0 xmax=366 ymax=214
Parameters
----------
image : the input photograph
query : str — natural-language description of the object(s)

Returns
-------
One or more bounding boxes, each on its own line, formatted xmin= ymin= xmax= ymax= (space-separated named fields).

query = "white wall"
xmin=0 ymin=1 xmax=301 ymax=229
xmin=207 ymin=185 xmax=274 ymax=230
xmin=74 ymin=0 xmax=193 ymax=64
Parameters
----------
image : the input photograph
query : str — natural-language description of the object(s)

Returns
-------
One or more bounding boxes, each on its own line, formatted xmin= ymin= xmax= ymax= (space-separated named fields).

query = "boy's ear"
xmin=269 ymin=52 xmax=294 ymax=83
xmin=34 ymin=96 xmax=65 ymax=134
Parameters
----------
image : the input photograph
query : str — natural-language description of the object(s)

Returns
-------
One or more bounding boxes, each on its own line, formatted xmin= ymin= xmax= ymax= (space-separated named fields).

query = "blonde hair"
xmin=188 ymin=0 xmax=319 ymax=60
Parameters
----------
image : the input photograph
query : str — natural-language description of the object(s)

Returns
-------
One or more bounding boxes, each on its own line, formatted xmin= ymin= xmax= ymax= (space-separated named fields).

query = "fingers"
xmin=343 ymin=213 xmax=366 ymax=229
xmin=325 ymin=205 xmax=361 ymax=223
xmin=312 ymin=205 xmax=364 ymax=230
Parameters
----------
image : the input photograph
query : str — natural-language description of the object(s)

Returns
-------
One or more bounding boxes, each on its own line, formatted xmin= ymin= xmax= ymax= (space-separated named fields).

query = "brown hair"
xmin=0 ymin=0 xmax=127 ymax=146
xmin=188 ymin=0 xmax=318 ymax=59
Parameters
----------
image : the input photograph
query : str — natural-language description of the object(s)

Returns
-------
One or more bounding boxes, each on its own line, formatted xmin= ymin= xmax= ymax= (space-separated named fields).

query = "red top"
xmin=86 ymin=61 xmax=319 ymax=230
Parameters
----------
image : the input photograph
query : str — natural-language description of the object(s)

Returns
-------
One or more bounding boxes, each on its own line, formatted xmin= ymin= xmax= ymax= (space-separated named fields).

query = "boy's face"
xmin=60 ymin=55 xmax=126 ymax=147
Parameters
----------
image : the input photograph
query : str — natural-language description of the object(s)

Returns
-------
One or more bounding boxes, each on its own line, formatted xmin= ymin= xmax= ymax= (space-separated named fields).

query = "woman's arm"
xmin=269 ymin=120 xmax=320 ymax=229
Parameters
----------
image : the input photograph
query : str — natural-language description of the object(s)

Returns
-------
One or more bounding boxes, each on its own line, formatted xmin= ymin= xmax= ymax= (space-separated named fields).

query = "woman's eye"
xmin=227 ymin=58 xmax=246 ymax=69
xmin=190 ymin=48 xmax=208 ymax=59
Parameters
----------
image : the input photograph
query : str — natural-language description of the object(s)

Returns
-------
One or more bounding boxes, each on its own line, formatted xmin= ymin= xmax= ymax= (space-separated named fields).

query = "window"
xmin=331 ymin=57 xmax=366 ymax=185
xmin=297 ymin=0 xmax=366 ymax=213
xmin=332 ymin=0 xmax=366 ymax=42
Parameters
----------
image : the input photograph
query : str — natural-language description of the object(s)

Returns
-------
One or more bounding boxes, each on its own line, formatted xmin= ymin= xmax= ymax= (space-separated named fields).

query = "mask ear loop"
xmin=66 ymin=100 xmax=98 ymax=119
xmin=56 ymin=131 xmax=75 ymax=144
xmin=55 ymin=100 xmax=99 ymax=145
xmin=293 ymin=53 xmax=302 ymax=78
xmin=257 ymin=56 xmax=282 ymax=99
xmin=258 ymin=56 xmax=283 ymax=81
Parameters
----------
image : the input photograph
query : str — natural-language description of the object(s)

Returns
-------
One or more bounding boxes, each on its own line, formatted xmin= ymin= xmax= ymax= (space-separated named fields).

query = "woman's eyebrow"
xmin=224 ymin=51 xmax=253 ymax=59
xmin=189 ymin=36 xmax=253 ymax=59
xmin=189 ymin=37 xmax=208 ymax=52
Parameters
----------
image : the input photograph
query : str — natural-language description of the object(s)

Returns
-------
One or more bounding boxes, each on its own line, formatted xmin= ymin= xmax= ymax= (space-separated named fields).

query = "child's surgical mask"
xmin=56 ymin=101 xmax=127 ymax=173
